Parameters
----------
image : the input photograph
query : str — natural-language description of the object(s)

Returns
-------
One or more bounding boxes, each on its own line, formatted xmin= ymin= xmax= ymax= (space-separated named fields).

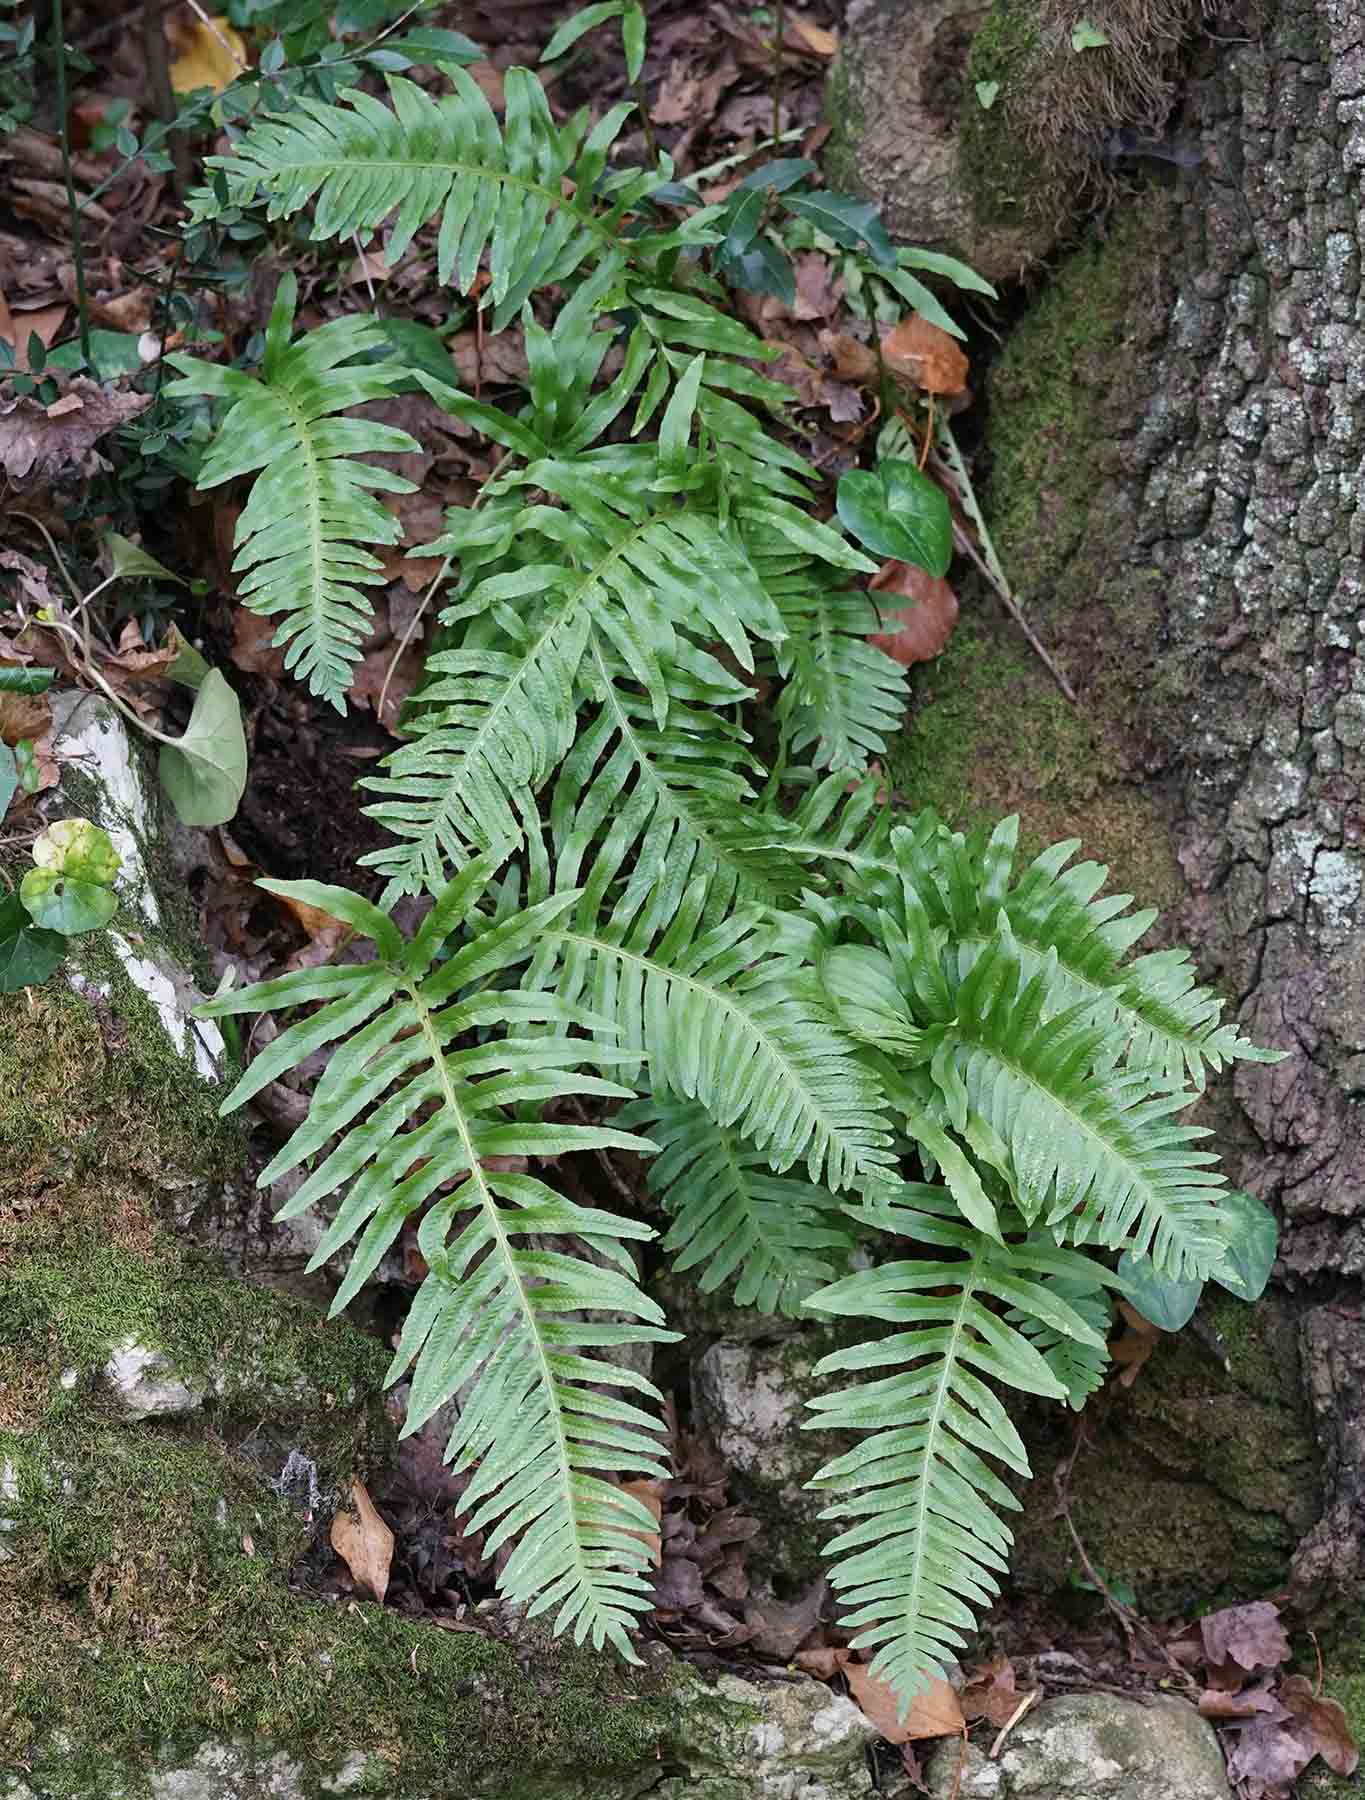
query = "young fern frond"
xmin=198 ymin=862 xmax=677 ymax=1654
xmin=165 ymin=275 xmax=419 ymax=709
xmin=803 ymin=1191 xmax=1112 ymax=1702
xmin=1006 ymin=1278 xmax=1113 ymax=1410
xmin=620 ymin=1093 xmax=855 ymax=1316
xmin=189 ymin=72 xmax=675 ymax=328
xmin=770 ymin=582 xmax=910 ymax=773
xmin=527 ymin=868 xmax=900 ymax=1196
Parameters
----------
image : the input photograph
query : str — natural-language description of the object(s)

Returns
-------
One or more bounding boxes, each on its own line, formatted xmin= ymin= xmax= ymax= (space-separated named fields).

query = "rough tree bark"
xmin=993 ymin=0 xmax=1365 ymax=1616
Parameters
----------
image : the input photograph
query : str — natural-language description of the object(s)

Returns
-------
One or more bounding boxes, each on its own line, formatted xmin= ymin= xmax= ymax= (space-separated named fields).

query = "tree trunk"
xmin=982 ymin=0 xmax=1365 ymax=1618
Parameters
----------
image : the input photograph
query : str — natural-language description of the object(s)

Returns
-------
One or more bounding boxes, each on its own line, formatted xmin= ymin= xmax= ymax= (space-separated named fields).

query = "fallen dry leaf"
xmin=0 ymin=378 xmax=151 ymax=484
xmin=0 ymin=294 xmax=67 ymax=371
xmin=785 ymin=12 xmax=837 ymax=55
xmin=1278 ymin=1674 xmax=1360 ymax=1776
xmin=10 ymin=177 xmax=112 ymax=234
xmin=165 ymin=11 xmax=249 ymax=93
xmin=820 ymin=329 xmax=878 ymax=385
xmin=743 ymin=1578 xmax=826 ymax=1660
xmin=1199 ymin=1601 xmax=1292 ymax=1678
xmin=1224 ymin=1714 xmax=1314 ymax=1799
xmin=330 ymin=1478 xmax=394 ymax=1604
xmin=881 ymin=314 xmax=970 ymax=397
xmin=229 ymin=606 xmax=287 ymax=680
xmin=795 ymin=1646 xmax=964 ymax=1744
xmin=620 ymin=1477 xmax=665 ymax=1567
xmin=467 ymin=61 xmax=505 ymax=110
xmin=961 ymin=1654 xmax=1024 ymax=1728
xmin=1111 ymin=1298 xmax=1162 ymax=1386
xmin=868 ymin=561 xmax=959 ymax=666
xmin=1199 ymin=1683 xmax=1288 ymax=1722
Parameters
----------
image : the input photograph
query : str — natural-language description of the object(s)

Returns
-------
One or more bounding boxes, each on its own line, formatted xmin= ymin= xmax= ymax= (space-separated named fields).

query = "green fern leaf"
xmin=1005 ymin=1277 xmax=1112 ymax=1409
xmin=621 ymin=1093 xmax=855 ymax=1316
xmin=804 ymin=1190 xmax=1110 ymax=1707
xmin=529 ymin=869 xmax=900 ymax=1195
xmin=941 ymin=920 xmax=1228 ymax=1279
xmin=198 ymin=861 xmax=678 ymax=1654
xmin=165 ymin=275 xmax=418 ymax=709
xmin=190 ymin=73 xmax=664 ymax=326
xmin=772 ymin=584 xmax=909 ymax=772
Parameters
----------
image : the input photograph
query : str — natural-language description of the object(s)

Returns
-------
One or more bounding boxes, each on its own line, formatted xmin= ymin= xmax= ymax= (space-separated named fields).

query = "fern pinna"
xmin=183 ymin=12 xmax=1281 ymax=1714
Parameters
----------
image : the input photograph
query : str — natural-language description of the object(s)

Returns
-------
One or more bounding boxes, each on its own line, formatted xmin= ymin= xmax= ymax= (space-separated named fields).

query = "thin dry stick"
xmin=771 ymin=0 xmax=785 ymax=139
xmin=175 ymin=0 xmax=248 ymax=70
xmin=52 ymin=0 xmax=93 ymax=367
xmin=949 ymin=514 xmax=1079 ymax=704
xmin=988 ymin=1688 xmax=1040 ymax=1760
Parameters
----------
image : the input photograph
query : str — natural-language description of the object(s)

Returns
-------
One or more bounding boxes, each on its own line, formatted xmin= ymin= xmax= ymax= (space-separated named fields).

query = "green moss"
xmin=985 ymin=215 xmax=1149 ymax=595
xmin=2 ymin=1421 xmax=682 ymax=1795
xmin=959 ymin=0 xmax=1043 ymax=222
xmin=883 ymin=618 xmax=1183 ymax=908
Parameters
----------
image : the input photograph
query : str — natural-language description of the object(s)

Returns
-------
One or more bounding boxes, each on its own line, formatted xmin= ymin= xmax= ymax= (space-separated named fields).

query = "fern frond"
xmin=190 ymin=73 xmax=666 ymax=327
xmin=529 ymin=869 xmax=900 ymax=1195
xmin=361 ymin=460 xmax=783 ymax=895
xmin=940 ymin=921 xmax=1228 ymax=1279
xmin=769 ymin=582 xmax=909 ymax=773
xmin=803 ymin=1191 xmax=1110 ymax=1707
xmin=893 ymin=817 xmax=1275 ymax=1088
xmin=199 ymin=862 xmax=677 ymax=1654
xmin=621 ymin=1093 xmax=855 ymax=1316
xmin=166 ymin=274 xmax=419 ymax=709
xmin=1005 ymin=1278 xmax=1112 ymax=1409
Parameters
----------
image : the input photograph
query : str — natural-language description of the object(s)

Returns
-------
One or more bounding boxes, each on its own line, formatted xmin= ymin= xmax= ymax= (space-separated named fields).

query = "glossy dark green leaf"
xmin=836 ymin=458 xmax=953 ymax=575
xmin=1116 ymin=1250 xmax=1202 ymax=1332
xmin=0 ymin=742 xmax=16 ymax=822
xmin=622 ymin=1 xmax=645 ymax=80
xmin=0 ymin=893 xmax=64 ymax=992
xmin=783 ymin=190 xmax=896 ymax=267
xmin=735 ymin=158 xmax=817 ymax=194
xmin=722 ymin=188 xmax=765 ymax=260
xmin=724 ymin=238 xmax=796 ymax=307
xmin=384 ymin=27 xmax=483 ymax=66
xmin=540 ymin=1 xmax=622 ymax=61
xmin=1208 ymin=1189 xmax=1278 ymax=1301
xmin=0 ymin=666 xmax=54 ymax=696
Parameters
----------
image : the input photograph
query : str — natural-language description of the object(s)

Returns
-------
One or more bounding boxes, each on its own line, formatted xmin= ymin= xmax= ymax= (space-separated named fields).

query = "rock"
xmin=103 ymin=1337 xmax=207 ymax=1418
xmin=1 ymin=1665 xmax=880 ymax=1800
xmin=924 ymin=1695 xmax=1232 ymax=1800
xmin=692 ymin=1334 xmax=846 ymax=1584
xmin=47 ymin=689 xmax=225 ymax=1083
xmin=825 ymin=0 xmax=1201 ymax=287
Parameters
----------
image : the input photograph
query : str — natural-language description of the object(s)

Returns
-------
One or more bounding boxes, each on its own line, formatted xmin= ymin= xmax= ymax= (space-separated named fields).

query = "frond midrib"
xmin=242 ymin=153 xmax=620 ymax=254
xmin=409 ymin=980 xmax=595 ymax=1604
xmin=274 ymin=382 xmax=328 ymax=644
xmin=553 ymin=925 xmax=876 ymax=1185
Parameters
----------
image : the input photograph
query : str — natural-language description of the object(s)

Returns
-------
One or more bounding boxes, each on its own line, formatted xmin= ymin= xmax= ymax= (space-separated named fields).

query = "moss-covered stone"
xmin=1007 ymin=1295 xmax=1320 ymax=1614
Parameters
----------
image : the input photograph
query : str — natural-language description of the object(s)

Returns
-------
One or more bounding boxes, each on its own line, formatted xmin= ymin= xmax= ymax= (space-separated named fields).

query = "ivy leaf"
xmin=735 ymin=158 xmax=817 ymax=194
xmin=0 ymin=892 xmax=64 ymax=992
xmin=975 ymin=79 xmax=1000 ymax=108
xmin=0 ymin=666 xmax=54 ymax=696
xmin=158 ymin=668 xmax=248 ymax=826
xmin=1208 ymin=1190 xmax=1278 ymax=1301
xmin=836 ymin=458 xmax=953 ymax=576
xmin=1116 ymin=1250 xmax=1202 ymax=1332
xmin=782 ymin=191 xmax=896 ymax=268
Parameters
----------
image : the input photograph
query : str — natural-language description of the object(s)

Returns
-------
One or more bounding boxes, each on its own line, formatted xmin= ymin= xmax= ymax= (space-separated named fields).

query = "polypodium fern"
xmin=200 ymin=861 xmax=677 ymax=1653
xmin=166 ymin=275 xmax=419 ymax=708
xmin=171 ymin=2 xmax=1284 ymax=1724
xmin=804 ymin=1190 xmax=1113 ymax=1697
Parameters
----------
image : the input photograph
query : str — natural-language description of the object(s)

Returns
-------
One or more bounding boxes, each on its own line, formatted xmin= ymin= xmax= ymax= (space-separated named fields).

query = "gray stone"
xmin=103 ymin=1336 xmax=207 ymax=1418
xmin=924 ymin=1696 xmax=1231 ymax=1800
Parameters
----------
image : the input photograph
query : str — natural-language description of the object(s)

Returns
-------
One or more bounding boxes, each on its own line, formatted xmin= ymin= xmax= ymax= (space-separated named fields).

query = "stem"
xmin=142 ymin=0 xmax=190 ymax=197
xmin=42 ymin=616 xmax=184 ymax=746
xmin=771 ymin=0 xmax=785 ymax=141
xmin=51 ymin=0 xmax=93 ymax=371
xmin=634 ymin=75 xmax=657 ymax=165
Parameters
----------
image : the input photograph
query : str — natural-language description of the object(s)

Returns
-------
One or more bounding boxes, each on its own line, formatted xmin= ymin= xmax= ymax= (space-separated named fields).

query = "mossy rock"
xmin=1006 ymin=1293 xmax=1320 ymax=1615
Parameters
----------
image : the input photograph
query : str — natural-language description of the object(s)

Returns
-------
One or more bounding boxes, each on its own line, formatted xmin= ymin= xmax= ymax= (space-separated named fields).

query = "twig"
xmin=949 ymin=515 xmax=1079 ymax=705
xmin=9 ymin=511 xmax=83 ymax=605
xmin=989 ymin=1688 xmax=1039 ymax=1759
xmin=51 ymin=0 xmax=93 ymax=370
xmin=176 ymin=0 xmax=248 ymax=70
xmin=634 ymin=74 xmax=658 ymax=164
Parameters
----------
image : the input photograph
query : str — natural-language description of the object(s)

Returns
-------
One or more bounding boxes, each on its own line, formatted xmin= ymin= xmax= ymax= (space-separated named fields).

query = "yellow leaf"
xmin=167 ymin=13 xmax=249 ymax=95
xmin=329 ymin=1478 xmax=394 ymax=1604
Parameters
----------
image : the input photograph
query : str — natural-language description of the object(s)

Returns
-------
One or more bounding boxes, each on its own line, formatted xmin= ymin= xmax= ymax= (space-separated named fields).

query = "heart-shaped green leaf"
xmin=1071 ymin=19 xmax=1109 ymax=49
xmin=0 ymin=666 xmax=54 ymax=696
xmin=1116 ymin=1251 xmax=1202 ymax=1332
xmin=837 ymin=459 xmax=953 ymax=576
xmin=158 ymin=668 xmax=248 ymax=827
xmin=31 ymin=815 xmax=122 ymax=887
xmin=975 ymin=79 xmax=1000 ymax=108
xmin=19 ymin=867 xmax=119 ymax=934
xmin=0 ymin=893 xmax=65 ymax=991
xmin=106 ymin=532 xmax=187 ymax=586
xmin=1208 ymin=1189 xmax=1279 ymax=1301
